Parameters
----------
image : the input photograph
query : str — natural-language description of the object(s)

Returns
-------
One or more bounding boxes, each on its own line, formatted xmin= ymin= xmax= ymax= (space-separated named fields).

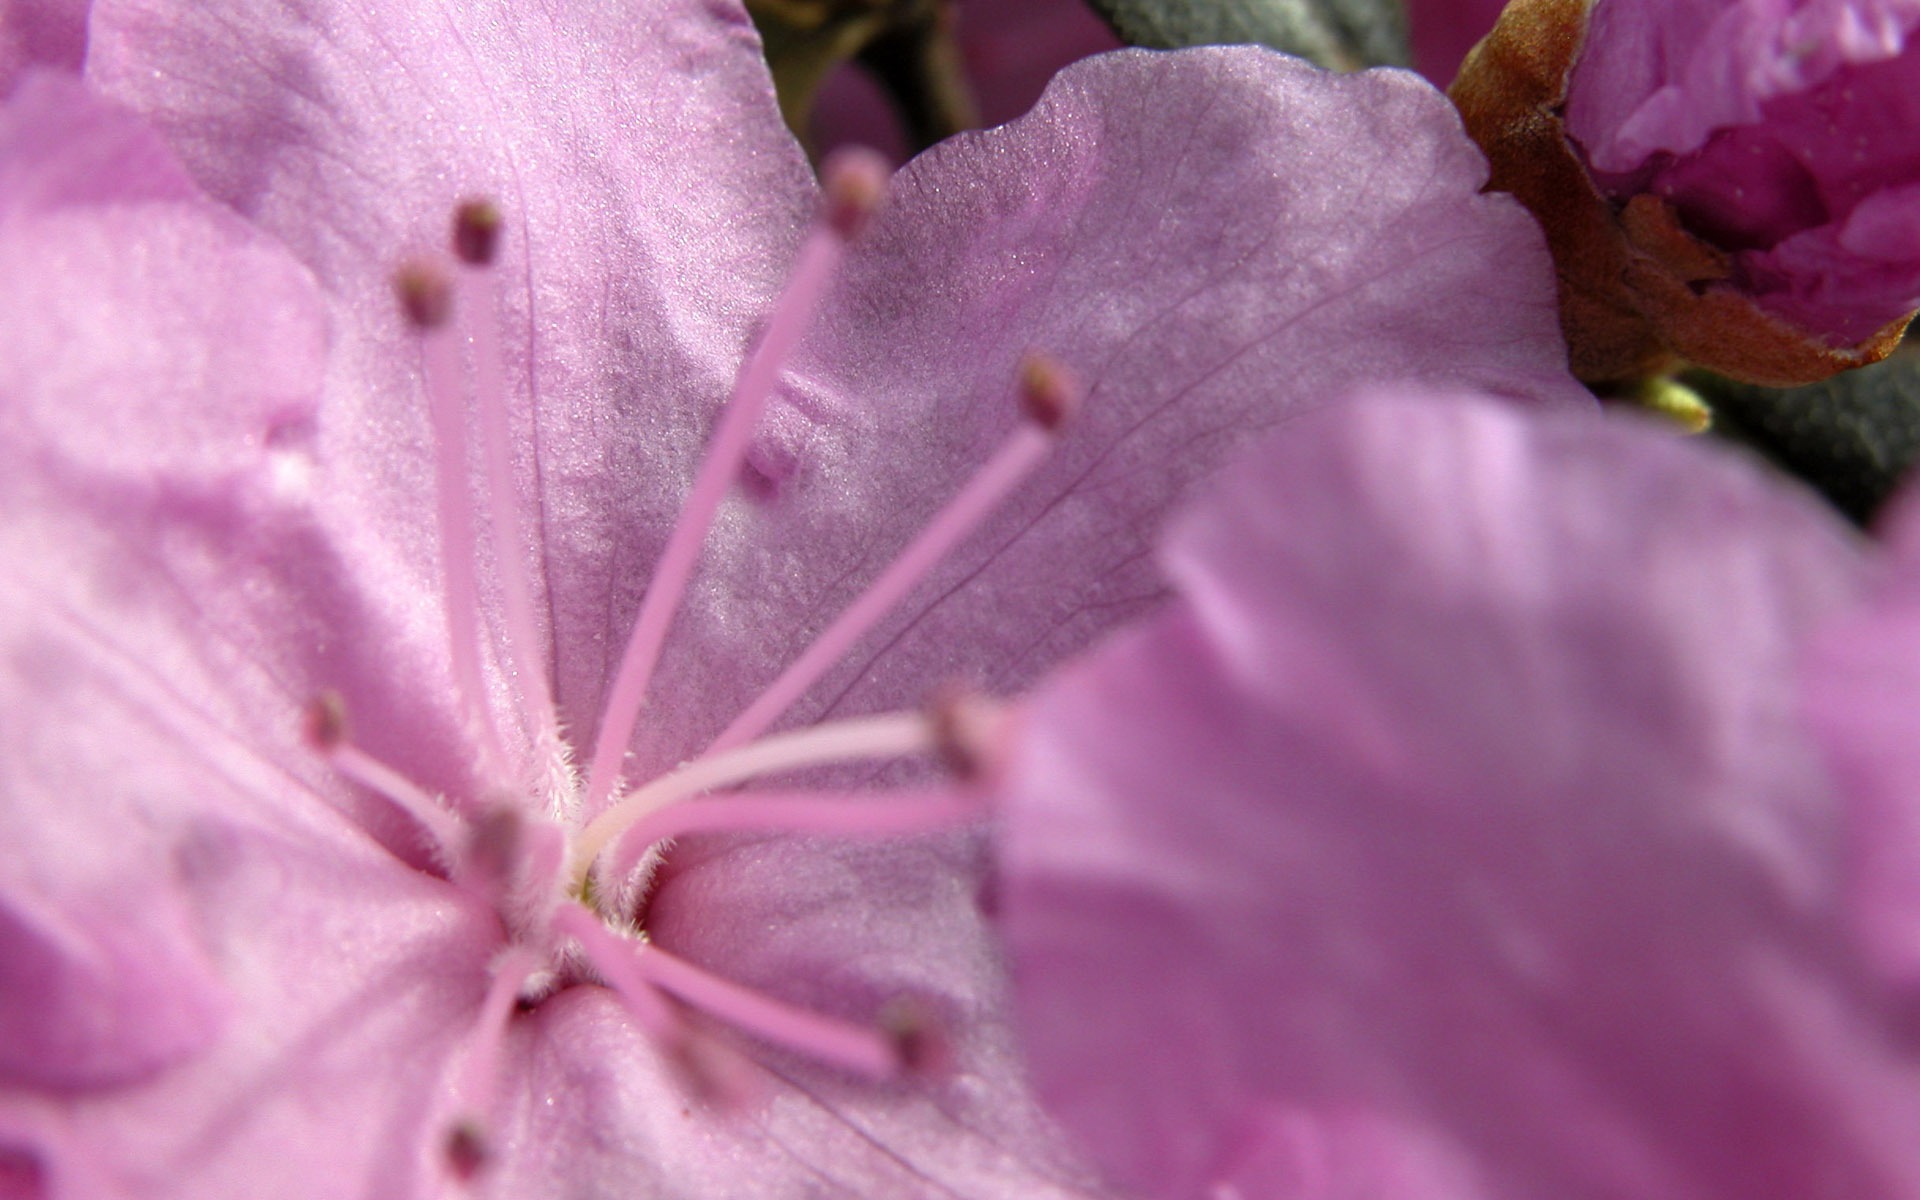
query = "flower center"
xmin=309 ymin=150 xmax=1075 ymax=1185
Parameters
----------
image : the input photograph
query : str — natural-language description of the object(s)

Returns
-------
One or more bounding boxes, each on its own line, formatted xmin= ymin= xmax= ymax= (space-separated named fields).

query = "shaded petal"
xmin=1805 ymin=482 xmax=1920 ymax=984
xmin=641 ymin=48 xmax=1587 ymax=771
xmin=999 ymin=391 xmax=1915 ymax=1199
xmin=0 ymin=0 xmax=88 ymax=95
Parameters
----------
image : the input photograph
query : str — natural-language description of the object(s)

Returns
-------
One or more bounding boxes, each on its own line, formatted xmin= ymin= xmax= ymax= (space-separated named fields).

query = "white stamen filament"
xmin=568 ymin=711 xmax=935 ymax=885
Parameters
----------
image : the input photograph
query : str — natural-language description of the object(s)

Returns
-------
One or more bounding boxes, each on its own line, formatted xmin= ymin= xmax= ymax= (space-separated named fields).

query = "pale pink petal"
xmin=86 ymin=0 xmax=818 ymax=755
xmin=704 ymin=49 xmax=1587 ymax=768
xmin=1000 ymin=391 xmax=1911 ymax=1199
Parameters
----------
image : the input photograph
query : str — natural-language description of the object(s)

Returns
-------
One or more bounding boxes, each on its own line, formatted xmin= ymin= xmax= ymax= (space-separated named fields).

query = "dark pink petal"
xmin=999 ymin=390 xmax=1917 ymax=1199
xmin=1563 ymin=0 xmax=1920 ymax=344
xmin=1566 ymin=0 xmax=1920 ymax=172
xmin=957 ymin=0 xmax=1123 ymax=128
xmin=1408 ymin=0 xmax=1507 ymax=83
xmin=0 ymin=0 xmax=88 ymax=95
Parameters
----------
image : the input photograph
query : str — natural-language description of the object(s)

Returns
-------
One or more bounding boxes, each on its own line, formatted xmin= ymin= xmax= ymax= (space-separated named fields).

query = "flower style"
xmin=993 ymin=386 xmax=1920 ymax=1198
xmin=1452 ymin=0 xmax=1919 ymax=386
xmin=0 ymin=0 xmax=1583 ymax=1194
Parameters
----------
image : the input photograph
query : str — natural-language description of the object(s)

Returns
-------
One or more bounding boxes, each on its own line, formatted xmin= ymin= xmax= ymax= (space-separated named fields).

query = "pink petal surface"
xmin=757 ymin=48 xmax=1589 ymax=754
xmin=91 ymin=2 xmax=1583 ymax=783
xmin=86 ymin=0 xmax=820 ymax=785
xmin=999 ymin=390 xmax=1920 ymax=1199
xmin=1805 ymin=484 xmax=1920 ymax=985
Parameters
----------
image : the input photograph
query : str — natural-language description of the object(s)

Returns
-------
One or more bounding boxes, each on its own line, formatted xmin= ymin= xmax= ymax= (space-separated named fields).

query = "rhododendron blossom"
xmin=995 ymin=387 xmax=1920 ymax=1199
xmin=0 ymin=0 xmax=1582 ymax=1194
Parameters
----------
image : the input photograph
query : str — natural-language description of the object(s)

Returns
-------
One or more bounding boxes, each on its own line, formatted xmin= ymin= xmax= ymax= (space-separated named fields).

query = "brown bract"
xmin=1449 ymin=0 xmax=1910 ymax=388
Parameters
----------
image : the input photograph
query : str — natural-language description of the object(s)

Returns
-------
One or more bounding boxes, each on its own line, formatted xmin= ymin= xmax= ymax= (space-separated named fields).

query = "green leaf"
xmin=1695 ymin=340 xmax=1920 ymax=527
xmin=1084 ymin=0 xmax=1410 ymax=71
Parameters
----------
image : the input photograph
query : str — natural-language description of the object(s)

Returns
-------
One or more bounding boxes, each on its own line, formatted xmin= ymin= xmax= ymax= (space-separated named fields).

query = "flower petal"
xmin=86 ymin=0 xmax=817 ymax=749
xmin=644 ymin=48 xmax=1588 ymax=769
xmin=998 ymin=390 xmax=1912 ymax=1199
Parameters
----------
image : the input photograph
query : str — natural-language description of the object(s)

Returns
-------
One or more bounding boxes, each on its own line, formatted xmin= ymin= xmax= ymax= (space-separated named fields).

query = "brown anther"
xmin=821 ymin=145 xmax=890 ymax=239
xmin=394 ymin=261 xmax=454 ymax=329
xmin=464 ymin=804 xmax=524 ymax=888
xmin=1016 ymin=352 xmax=1080 ymax=432
xmin=882 ymin=996 xmax=953 ymax=1079
xmin=303 ymin=691 xmax=349 ymax=751
xmin=444 ymin=1119 xmax=490 ymax=1182
xmin=928 ymin=686 xmax=1006 ymax=783
xmin=452 ymin=199 xmax=504 ymax=267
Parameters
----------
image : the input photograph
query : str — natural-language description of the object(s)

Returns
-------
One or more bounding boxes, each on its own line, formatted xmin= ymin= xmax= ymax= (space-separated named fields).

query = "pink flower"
xmin=993 ymin=387 xmax=1920 ymax=1198
xmin=0 ymin=0 xmax=1581 ymax=1193
xmin=1564 ymin=0 xmax=1920 ymax=347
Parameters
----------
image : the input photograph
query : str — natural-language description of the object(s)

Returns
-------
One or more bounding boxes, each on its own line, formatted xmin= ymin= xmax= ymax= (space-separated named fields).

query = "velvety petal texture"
xmin=1564 ymin=0 xmax=1920 ymax=343
xmin=747 ymin=48 xmax=1587 ymax=762
xmin=997 ymin=389 xmax=1920 ymax=1199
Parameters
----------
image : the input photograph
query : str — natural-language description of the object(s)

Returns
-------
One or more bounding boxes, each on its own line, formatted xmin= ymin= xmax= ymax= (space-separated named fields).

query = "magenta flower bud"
xmin=1565 ymin=0 xmax=1920 ymax=349
xmin=1453 ymin=0 xmax=1915 ymax=386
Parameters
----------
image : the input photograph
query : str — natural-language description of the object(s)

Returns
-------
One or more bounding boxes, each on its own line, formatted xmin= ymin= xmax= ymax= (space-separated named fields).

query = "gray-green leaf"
xmin=1697 ymin=339 xmax=1920 ymax=527
xmin=1084 ymin=0 xmax=1410 ymax=71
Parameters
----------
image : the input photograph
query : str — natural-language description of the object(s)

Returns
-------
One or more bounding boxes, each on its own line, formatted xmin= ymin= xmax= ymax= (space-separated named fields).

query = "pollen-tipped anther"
xmin=464 ymin=804 xmax=524 ymax=890
xmin=882 ymin=997 xmax=954 ymax=1080
xmin=303 ymin=691 xmax=349 ymax=751
xmin=929 ymin=687 xmax=1007 ymax=783
xmin=443 ymin=1118 xmax=491 ymax=1182
xmin=453 ymin=199 xmax=504 ymax=267
xmin=1017 ymin=352 xmax=1080 ymax=431
xmin=394 ymin=261 xmax=454 ymax=329
xmin=821 ymin=146 xmax=890 ymax=239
